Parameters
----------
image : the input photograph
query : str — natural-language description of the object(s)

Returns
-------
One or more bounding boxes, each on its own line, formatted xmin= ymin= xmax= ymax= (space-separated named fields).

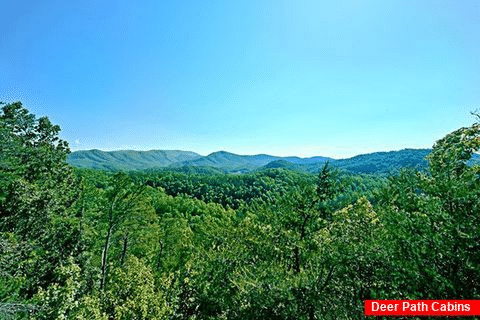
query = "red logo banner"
xmin=365 ymin=300 xmax=480 ymax=317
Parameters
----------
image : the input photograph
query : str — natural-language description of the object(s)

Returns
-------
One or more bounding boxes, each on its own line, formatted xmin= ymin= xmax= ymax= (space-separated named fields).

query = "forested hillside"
xmin=2 ymin=102 xmax=480 ymax=319
xmin=67 ymin=149 xmax=203 ymax=171
xmin=68 ymin=147 xmax=432 ymax=175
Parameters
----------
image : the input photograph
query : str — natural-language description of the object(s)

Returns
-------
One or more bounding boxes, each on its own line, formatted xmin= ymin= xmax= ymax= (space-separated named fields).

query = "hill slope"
xmin=173 ymin=151 xmax=332 ymax=173
xmin=67 ymin=148 xmax=438 ymax=174
xmin=334 ymin=148 xmax=432 ymax=174
xmin=67 ymin=149 xmax=202 ymax=171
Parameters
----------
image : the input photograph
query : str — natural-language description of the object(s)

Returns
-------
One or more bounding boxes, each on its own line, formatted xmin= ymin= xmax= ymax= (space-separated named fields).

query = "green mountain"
xmin=173 ymin=151 xmax=331 ymax=172
xmin=67 ymin=149 xmax=202 ymax=171
xmin=255 ymin=149 xmax=432 ymax=174
xmin=67 ymin=148 xmax=439 ymax=174
xmin=262 ymin=159 xmax=304 ymax=171
xmin=176 ymin=151 xmax=277 ymax=170
xmin=333 ymin=148 xmax=432 ymax=174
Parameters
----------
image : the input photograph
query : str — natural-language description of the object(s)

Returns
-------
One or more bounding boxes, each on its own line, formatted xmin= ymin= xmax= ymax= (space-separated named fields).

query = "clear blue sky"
xmin=1 ymin=0 xmax=479 ymax=158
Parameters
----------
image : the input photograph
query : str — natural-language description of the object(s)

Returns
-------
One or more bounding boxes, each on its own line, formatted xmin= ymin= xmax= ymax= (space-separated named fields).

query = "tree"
xmin=0 ymin=102 xmax=80 ymax=299
xmin=103 ymin=256 xmax=170 ymax=320
xmin=373 ymin=114 xmax=480 ymax=300
xmin=424 ymin=115 xmax=480 ymax=298
xmin=94 ymin=172 xmax=150 ymax=291
xmin=188 ymin=170 xmax=378 ymax=319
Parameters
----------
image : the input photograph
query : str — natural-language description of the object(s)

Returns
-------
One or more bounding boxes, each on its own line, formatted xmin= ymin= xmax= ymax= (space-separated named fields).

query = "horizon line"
xmin=68 ymin=147 xmax=434 ymax=161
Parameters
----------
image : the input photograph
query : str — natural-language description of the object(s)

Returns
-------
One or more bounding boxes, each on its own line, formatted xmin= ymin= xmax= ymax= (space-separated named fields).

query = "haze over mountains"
xmin=67 ymin=148 xmax=440 ymax=174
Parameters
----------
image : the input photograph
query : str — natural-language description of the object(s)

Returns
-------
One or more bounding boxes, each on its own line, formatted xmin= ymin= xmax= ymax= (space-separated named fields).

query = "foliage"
xmin=0 ymin=101 xmax=81 ymax=301
xmin=2 ymin=102 xmax=480 ymax=319
xmin=104 ymin=256 xmax=170 ymax=319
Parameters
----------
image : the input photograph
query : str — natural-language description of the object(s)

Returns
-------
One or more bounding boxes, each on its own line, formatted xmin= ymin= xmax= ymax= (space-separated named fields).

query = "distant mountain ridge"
xmin=67 ymin=148 xmax=445 ymax=174
xmin=174 ymin=151 xmax=333 ymax=173
xmin=67 ymin=149 xmax=203 ymax=171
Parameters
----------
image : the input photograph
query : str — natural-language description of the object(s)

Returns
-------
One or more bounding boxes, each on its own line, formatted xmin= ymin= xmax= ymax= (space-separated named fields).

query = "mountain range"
xmin=67 ymin=148 xmax=446 ymax=174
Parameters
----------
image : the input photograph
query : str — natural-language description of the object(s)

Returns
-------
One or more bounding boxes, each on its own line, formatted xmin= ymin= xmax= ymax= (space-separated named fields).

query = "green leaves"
xmin=3 ymin=102 xmax=480 ymax=318
xmin=105 ymin=256 xmax=170 ymax=320
xmin=33 ymin=258 xmax=84 ymax=319
xmin=1 ymin=102 xmax=80 ymax=303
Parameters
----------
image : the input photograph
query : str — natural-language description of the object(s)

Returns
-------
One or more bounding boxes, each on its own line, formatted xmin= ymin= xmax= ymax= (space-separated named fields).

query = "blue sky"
xmin=1 ymin=0 xmax=479 ymax=158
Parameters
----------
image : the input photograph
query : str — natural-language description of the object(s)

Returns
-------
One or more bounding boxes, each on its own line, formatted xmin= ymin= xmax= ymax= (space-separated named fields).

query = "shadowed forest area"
xmin=1 ymin=102 xmax=480 ymax=319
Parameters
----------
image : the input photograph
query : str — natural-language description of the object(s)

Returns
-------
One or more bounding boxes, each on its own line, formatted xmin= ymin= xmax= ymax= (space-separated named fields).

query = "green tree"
xmin=93 ymin=172 xmax=151 ymax=291
xmin=0 ymin=102 xmax=80 ymax=304
xmin=187 ymin=168 xmax=381 ymax=319
xmin=373 ymin=115 xmax=480 ymax=300
xmin=103 ymin=256 xmax=170 ymax=320
xmin=424 ymin=116 xmax=480 ymax=298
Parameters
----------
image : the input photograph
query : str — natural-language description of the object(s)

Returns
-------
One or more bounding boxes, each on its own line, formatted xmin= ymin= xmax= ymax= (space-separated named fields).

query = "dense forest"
xmin=1 ymin=101 xmax=479 ymax=319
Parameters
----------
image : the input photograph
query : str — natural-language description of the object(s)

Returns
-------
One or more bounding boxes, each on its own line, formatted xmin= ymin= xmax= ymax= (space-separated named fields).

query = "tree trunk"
xmin=294 ymin=247 xmax=301 ymax=273
xmin=100 ymin=223 xmax=113 ymax=291
xmin=120 ymin=230 xmax=129 ymax=266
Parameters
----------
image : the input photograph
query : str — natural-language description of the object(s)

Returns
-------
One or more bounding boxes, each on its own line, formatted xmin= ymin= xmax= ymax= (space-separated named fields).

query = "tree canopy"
xmin=1 ymin=102 xmax=479 ymax=319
